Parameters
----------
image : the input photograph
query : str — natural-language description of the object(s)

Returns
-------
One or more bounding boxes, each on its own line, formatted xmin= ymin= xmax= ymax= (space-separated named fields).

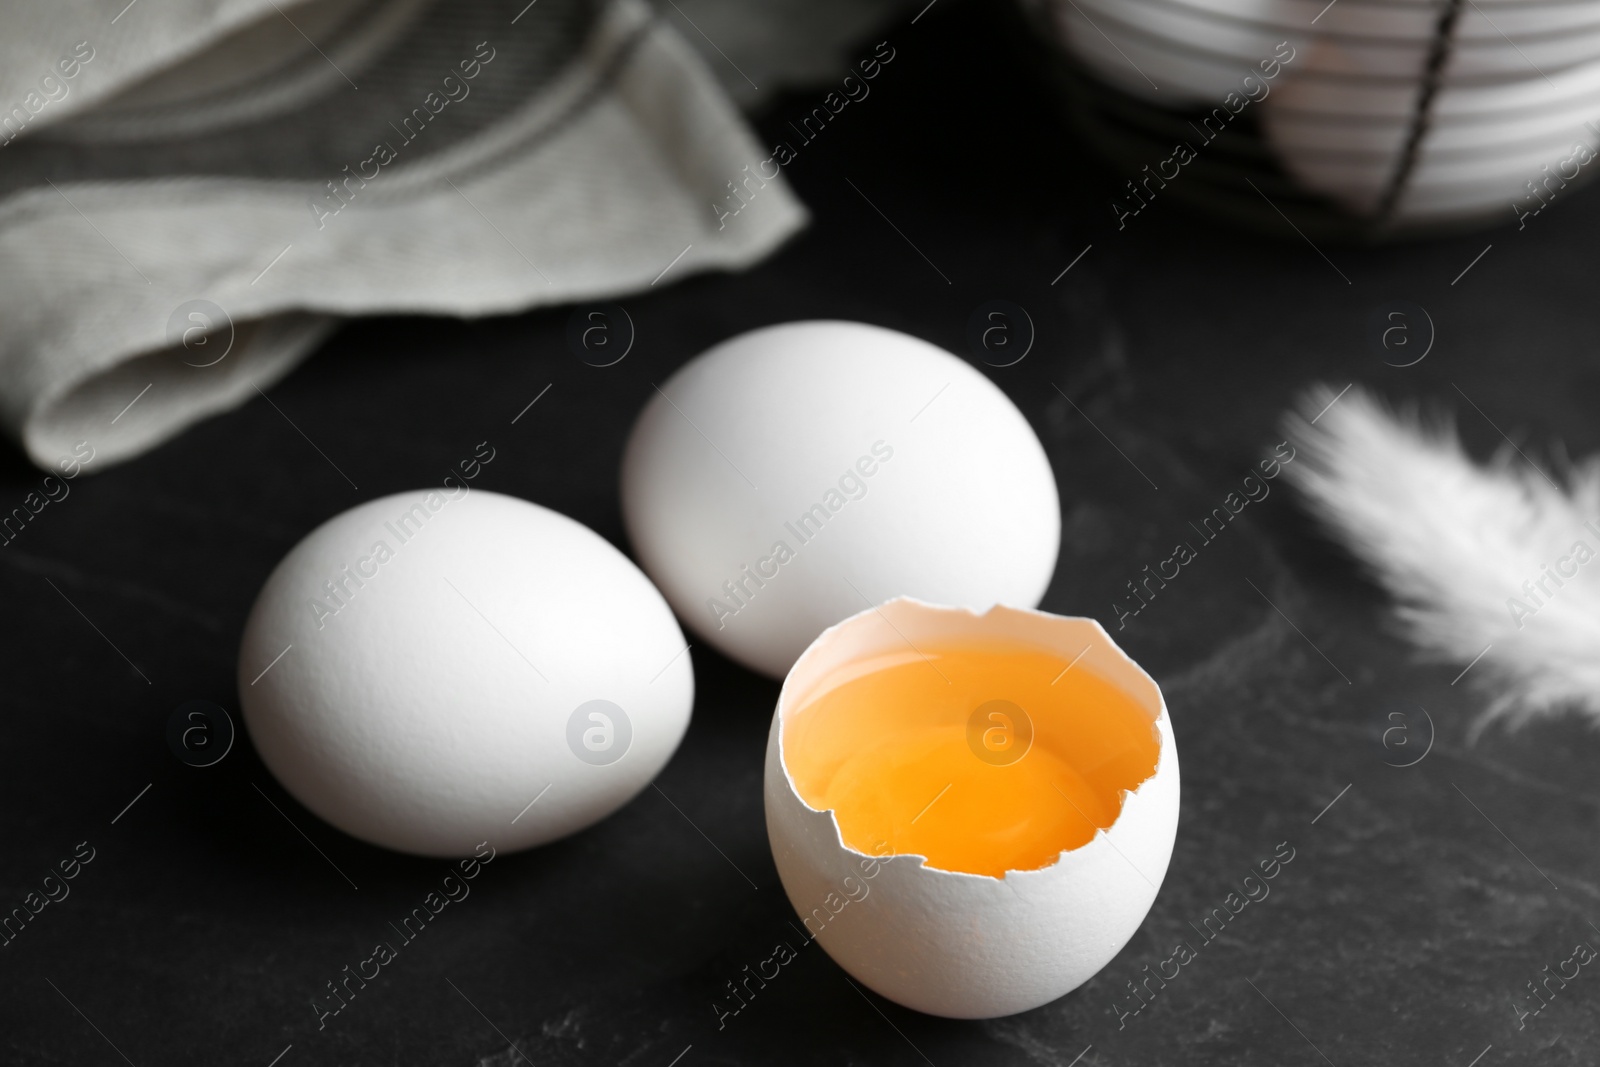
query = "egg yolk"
xmin=783 ymin=640 xmax=1160 ymax=878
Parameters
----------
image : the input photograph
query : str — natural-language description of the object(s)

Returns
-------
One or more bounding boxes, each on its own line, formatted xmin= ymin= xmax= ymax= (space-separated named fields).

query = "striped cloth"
xmin=0 ymin=0 xmax=813 ymax=470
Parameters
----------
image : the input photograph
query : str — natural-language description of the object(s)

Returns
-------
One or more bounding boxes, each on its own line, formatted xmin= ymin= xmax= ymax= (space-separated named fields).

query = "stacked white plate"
xmin=1026 ymin=0 xmax=1600 ymax=227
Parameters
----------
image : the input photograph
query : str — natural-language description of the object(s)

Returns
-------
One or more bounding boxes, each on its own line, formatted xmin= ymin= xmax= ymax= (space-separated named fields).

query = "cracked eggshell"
xmin=238 ymin=489 xmax=693 ymax=858
xmin=620 ymin=320 xmax=1060 ymax=681
xmin=764 ymin=598 xmax=1179 ymax=1019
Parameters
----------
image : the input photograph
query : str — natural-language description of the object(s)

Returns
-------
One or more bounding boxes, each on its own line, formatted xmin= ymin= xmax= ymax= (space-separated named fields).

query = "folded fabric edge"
xmin=3 ymin=0 xmax=811 ymax=473
xmin=22 ymin=313 xmax=339 ymax=473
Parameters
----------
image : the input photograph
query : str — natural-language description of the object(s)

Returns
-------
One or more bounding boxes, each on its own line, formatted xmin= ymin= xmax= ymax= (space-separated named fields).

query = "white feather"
xmin=1281 ymin=384 xmax=1600 ymax=729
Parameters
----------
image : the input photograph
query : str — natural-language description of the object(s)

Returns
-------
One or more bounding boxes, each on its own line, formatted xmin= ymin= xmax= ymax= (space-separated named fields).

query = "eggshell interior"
xmin=765 ymin=598 xmax=1180 ymax=1019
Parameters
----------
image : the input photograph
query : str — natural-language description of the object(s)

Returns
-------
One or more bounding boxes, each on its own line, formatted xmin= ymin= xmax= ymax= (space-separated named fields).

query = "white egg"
xmin=1260 ymin=8 xmax=1600 ymax=223
xmin=1027 ymin=0 xmax=1301 ymax=106
xmin=238 ymin=488 xmax=693 ymax=857
xmin=620 ymin=321 xmax=1060 ymax=680
xmin=764 ymin=599 xmax=1180 ymax=1018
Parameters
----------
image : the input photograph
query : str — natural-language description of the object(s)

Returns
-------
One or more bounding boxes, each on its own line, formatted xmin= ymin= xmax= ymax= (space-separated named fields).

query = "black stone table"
xmin=3 ymin=2 xmax=1597 ymax=1064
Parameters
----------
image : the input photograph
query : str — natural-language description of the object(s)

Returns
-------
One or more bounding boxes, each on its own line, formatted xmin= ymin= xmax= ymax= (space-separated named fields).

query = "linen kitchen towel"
xmin=0 ymin=0 xmax=807 ymax=470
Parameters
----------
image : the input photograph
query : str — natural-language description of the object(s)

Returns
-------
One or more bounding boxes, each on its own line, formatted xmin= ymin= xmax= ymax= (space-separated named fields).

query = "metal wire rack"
xmin=1017 ymin=0 xmax=1600 ymax=240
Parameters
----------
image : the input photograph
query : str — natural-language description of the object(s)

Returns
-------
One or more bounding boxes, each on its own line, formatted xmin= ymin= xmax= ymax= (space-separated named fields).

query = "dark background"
xmin=4 ymin=1 xmax=1599 ymax=1064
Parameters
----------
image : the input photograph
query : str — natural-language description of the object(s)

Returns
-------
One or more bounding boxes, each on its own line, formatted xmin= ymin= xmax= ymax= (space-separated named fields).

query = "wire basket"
xmin=1018 ymin=0 xmax=1600 ymax=240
